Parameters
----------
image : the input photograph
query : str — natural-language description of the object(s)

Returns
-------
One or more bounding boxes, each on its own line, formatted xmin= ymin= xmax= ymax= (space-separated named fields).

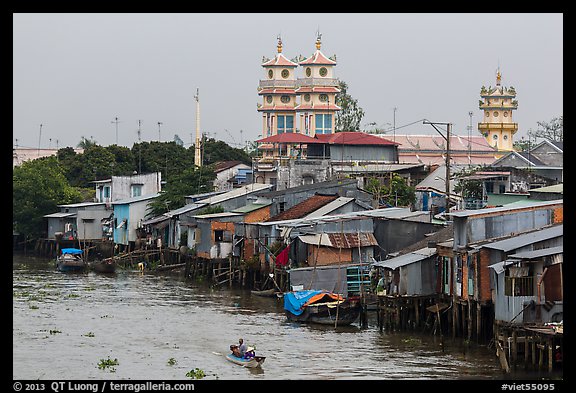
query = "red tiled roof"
xmin=299 ymin=50 xmax=337 ymax=66
xmin=295 ymin=86 xmax=340 ymax=94
xmin=262 ymin=53 xmax=299 ymax=67
xmin=314 ymin=132 xmax=399 ymax=146
xmin=266 ymin=194 xmax=339 ymax=222
xmin=213 ymin=160 xmax=246 ymax=173
xmin=256 ymin=133 xmax=320 ymax=144
xmin=294 ymin=103 xmax=341 ymax=111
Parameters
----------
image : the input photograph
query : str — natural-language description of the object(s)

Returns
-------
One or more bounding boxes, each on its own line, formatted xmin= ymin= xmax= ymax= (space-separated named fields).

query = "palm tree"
xmin=77 ymin=136 xmax=97 ymax=149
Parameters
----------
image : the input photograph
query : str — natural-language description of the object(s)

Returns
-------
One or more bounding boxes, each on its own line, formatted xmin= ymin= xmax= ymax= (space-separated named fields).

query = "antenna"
xmin=157 ymin=121 xmax=163 ymax=142
xmin=111 ymin=116 xmax=122 ymax=145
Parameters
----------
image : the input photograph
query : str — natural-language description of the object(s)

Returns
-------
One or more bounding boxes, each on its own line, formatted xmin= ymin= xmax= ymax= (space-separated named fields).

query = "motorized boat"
xmin=225 ymin=353 xmax=266 ymax=368
xmin=283 ymin=290 xmax=361 ymax=326
xmin=56 ymin=248 xmax=87 ymax=272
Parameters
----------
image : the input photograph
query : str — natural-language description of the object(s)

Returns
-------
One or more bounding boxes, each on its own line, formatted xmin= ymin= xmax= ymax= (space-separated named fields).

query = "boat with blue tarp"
xmin=283 ymin=289 xmax=361 ymax=325
xmin=56 ymin=248 xmax=87 ymax=272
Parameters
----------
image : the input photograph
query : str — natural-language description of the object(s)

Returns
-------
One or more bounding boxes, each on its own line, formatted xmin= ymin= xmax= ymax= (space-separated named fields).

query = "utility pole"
xmin=393 ymin=107 xmax=397 ymax=144
xmin=194 ymin=88 xmax=202 ymax=167
xmin=137 ymin=120 xmax=142 ymax=174
xmin=157 ymin=121 xmax=163 ymax=142
xmin=38 ymin=123 xmax=43 ymax=157
xmin=423 ymin=120 xmax=452 ymax=213
xmin=467 ymin=111 xmax=473 ymax=166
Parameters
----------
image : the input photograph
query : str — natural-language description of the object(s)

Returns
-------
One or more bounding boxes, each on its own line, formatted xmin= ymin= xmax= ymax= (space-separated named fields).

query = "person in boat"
xmin=238 ymin=338 xmax=247 ymax=356
xmin=230 ymin=344 xmax=241 ymax=358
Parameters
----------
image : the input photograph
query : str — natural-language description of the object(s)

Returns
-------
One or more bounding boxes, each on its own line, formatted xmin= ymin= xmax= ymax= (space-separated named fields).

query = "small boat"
xmin=91 ymin=257 xmax=116 ymax=274
xmin=56 ymin=248 xmax=87 ymax=272
xmin=225 ymin=353 xmax=266 ymax=368
xmin=251 ymin=288 xmax=281 ymax=297
xmin=283 ymin=290 xmax=361 ymax=326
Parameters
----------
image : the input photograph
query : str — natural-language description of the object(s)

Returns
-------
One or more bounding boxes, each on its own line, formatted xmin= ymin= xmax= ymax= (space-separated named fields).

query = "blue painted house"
xmin=112 ymin=193 xmax=159 ymax=249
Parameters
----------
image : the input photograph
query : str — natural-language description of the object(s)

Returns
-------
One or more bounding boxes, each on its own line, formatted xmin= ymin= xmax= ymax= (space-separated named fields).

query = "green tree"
xmin=74 ymin=145 xmax=117 ymax=188
xmin=106 ymin=145 xmax=136 ymax=176
xmin=132 ymin=141 xmax=193 ymax=181
xmin=146 ymin=166 xmax=216 ymax=217
xmin=365 ymin=174 xmax=415 ymax=208
xmin=13 ymin=156 xmax=83 ymax=239
xmin=201 ymin=137 xmax=252 ymax=166
xmin=335 ymin=80 xmax=365 ymax=132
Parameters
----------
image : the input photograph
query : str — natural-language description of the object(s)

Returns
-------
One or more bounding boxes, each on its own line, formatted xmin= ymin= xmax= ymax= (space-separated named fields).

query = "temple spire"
xmin=277 ymin=34 xmax=283 ymax=53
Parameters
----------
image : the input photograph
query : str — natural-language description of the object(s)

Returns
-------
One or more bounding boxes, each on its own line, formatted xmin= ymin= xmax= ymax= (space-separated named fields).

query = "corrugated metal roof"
xmin=43 ymin=212 xmax=76 ymax=218
xmin=448 ymin=199 xmax=563 ymax=217
xmin=508 ymin=245 xmax=563 ymax=260
xmin=195 ymin=183 xmax=273 ymax=204
xmin=304 ymin=197 xmax=354 ymax=218
xmin=164 ymin=203 xmax=206 ymax=217
xmin=298 ymin=232 xmax=378 ymax=248
xmin=481 ymin=225 xmax=563 ymax=252
xmin=57 ymin=201 xmax=106 ymax=208
xmin=231 ymin=202 xmax=271 ymax=214
xmin=529 ymin=184 xmax=563 ymax=194
xmin=372 ymin=247 xmax=437 ymax=269
xmin=261 ymin=207 xmax=417 ymax=227
xmin=193 ymin=212 xmax=243 ymax=219
xmin=267 ymin=194 xmax=339 ymax=222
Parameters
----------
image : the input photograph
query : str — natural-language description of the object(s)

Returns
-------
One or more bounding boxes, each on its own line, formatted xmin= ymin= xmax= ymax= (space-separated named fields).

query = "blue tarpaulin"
xmin=61 ymin=248 xmax=83 ymax=255
xmin=283 ymin=290 xmax=323 ymax=316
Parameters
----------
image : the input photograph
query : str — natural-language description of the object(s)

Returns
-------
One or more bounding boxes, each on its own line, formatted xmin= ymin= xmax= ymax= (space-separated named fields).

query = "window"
xmin=103 ymin=186 xmax=110 ymax=199
xmin=315 ymin=114 xmax=332 ymax=134
xmin=504 ymin=266 xmax=533 ymax=296
xmin=214 ymin=230 xmax=224 ymax=242
xmin=505 ymin=276 xmax=534 ymax=296
xmin=277 ymin=115 xmax=294 ymax=133
xmin=131 ymin=184 xmax=142 ymax=197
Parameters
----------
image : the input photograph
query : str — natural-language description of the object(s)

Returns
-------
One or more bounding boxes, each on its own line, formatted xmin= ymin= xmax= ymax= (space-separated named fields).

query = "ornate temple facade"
xmin=478 ymin=69 xmax=518 ymax=152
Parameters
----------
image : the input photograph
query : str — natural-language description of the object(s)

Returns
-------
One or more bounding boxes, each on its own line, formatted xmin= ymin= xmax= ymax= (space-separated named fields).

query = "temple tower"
xmin=257 ymin=36 xmax=299 ymax=138
xmin=295 ymin=33 xmax=341 ymax=136
xmin=478 ymin=69 xmax=518 ymax=152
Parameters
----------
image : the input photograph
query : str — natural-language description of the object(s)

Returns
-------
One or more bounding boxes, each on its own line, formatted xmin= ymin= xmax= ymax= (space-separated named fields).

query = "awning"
xmin=487 ymin=260 xmax=517 ymax=275
xmin=297 ymin=232 xmax=378 ymax=248
xmin=372 ymin=247 xmax=437 ymax=270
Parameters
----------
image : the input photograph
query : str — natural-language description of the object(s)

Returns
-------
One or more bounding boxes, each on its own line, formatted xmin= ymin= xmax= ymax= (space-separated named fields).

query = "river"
xmin=13 ymin=254 xmax=510 ymax=380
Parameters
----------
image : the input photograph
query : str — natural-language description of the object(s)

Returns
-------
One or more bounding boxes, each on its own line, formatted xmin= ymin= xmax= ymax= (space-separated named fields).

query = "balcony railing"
xmin=259 ymin=80 xmax=296 ymax=89
xmin=296 ymin=77 xmax=340 ymax=88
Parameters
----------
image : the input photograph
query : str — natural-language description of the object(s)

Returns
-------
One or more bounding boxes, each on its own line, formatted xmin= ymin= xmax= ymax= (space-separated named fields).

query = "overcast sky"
xmin=13 ymin=13 xmax=563 ymax=150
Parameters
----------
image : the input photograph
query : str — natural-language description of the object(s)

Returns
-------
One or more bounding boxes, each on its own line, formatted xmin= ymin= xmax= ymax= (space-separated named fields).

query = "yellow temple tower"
xmin=478 ymin=68 xmax=518 ymax=152
xmin=257 ymin=36 xmax=299 ymax=138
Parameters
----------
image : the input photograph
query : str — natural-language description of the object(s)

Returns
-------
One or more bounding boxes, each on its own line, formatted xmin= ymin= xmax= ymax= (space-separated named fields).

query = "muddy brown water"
xmin=13 ymin=254 xmax=516 ymax=380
